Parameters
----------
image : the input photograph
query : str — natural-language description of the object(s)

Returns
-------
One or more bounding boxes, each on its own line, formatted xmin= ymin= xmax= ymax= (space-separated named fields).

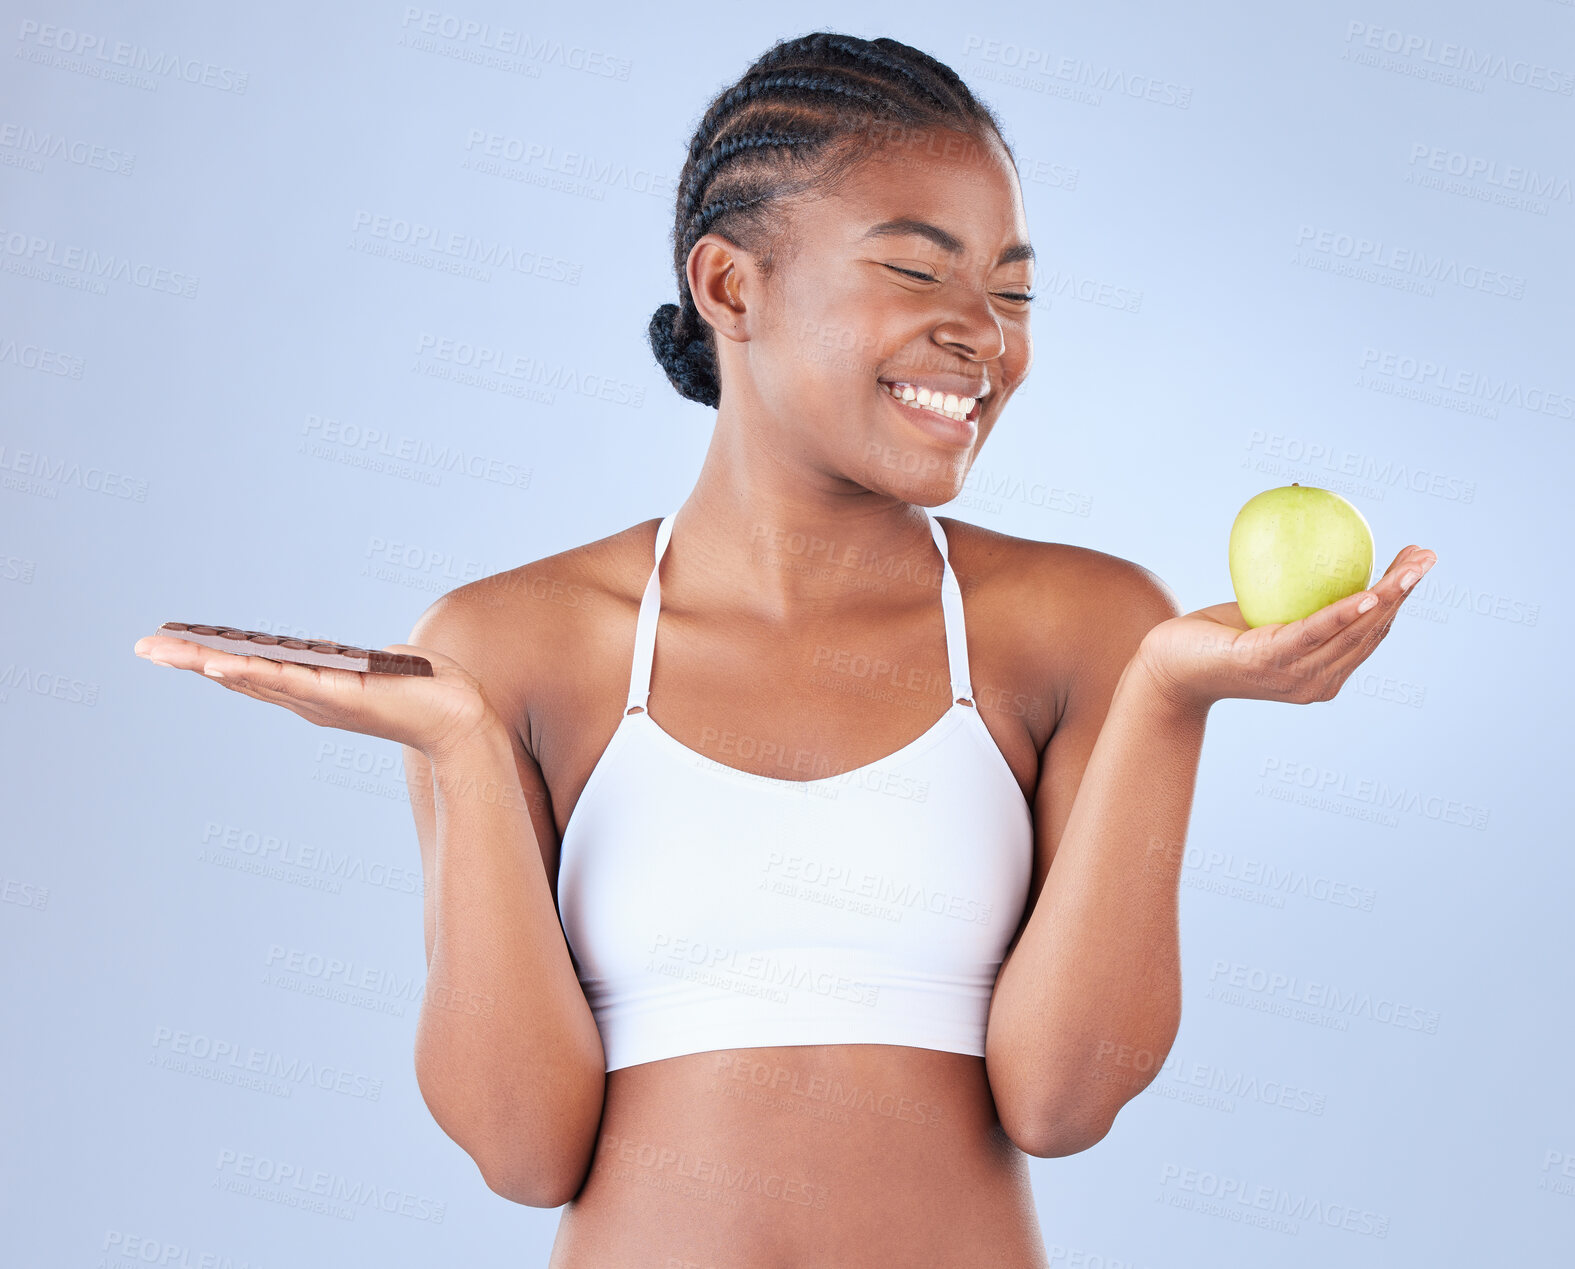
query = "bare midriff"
xmin=549 ymin=1043 xmax=1050 ymax=1268
xmin=510 ymin=515 xmax=1069 ymax=1267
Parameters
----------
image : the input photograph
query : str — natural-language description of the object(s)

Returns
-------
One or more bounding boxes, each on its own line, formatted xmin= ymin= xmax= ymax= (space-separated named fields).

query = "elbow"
xmin=989 ymin=1051 xmax=1120 ymax=1159
xmin=1001 ymin=1099 xmax=1116 ymax=1159
xmin=433 ymin=1091 xmax=598 ymax=1209
xmin=414 ymin=1049 xmax=602 ymax=1209
xmin=477 ymin=1151 xmax=587 ymax=1209
xmin=1000 ymin=1047 xmax=1171 ymax=1157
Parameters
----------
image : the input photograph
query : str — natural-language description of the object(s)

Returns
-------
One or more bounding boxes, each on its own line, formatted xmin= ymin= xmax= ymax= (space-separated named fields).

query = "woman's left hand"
xmin=1134 ymin=544 xmax=1438 ymax=714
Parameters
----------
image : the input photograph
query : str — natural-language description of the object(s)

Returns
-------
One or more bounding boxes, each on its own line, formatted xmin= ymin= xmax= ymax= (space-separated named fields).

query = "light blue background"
xmin=2 ymin=1 xmax=1570 ymax=1264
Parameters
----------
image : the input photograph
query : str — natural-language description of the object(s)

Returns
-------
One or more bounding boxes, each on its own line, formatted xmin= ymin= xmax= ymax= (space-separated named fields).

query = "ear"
xmin=686 ymin=233 xmax=752 ymax=344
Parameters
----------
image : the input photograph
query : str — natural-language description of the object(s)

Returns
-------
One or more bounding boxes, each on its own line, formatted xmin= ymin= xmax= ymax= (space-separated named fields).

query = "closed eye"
xmin=883 ymin=264 xmax=1036 ymax=304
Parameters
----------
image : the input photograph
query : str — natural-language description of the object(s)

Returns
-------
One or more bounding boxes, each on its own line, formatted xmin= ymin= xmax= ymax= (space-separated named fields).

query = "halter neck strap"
xmin=625 ymin=508 xmax=973 ymax=713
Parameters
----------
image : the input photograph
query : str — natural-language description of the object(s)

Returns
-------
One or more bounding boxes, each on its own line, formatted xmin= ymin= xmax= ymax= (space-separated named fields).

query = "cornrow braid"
xmin=647 ymin=31 xmax=1011 ymax=409
xmin=820 ymin=34 xmax=956 ymax=111
xmin=681 ymin=129 xmax=818 ymax=226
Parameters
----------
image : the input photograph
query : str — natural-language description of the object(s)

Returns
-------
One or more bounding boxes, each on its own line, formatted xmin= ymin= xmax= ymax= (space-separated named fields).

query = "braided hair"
xmin=647 ymin=33 xmax=1013 ymax=409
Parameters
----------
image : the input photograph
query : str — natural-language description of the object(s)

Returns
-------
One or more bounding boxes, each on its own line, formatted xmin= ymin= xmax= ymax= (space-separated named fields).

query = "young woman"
xmin=135 ymin=32 xmax=1435 ymax=1268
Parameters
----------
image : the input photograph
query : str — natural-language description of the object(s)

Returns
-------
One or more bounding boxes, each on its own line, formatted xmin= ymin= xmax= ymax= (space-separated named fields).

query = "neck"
xmin=665 ymin=418 xmax=949 ymax=622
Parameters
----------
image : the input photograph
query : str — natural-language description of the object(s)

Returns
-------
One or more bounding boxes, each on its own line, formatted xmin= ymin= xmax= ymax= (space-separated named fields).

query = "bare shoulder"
xmin=406 ymin=517 xmax=661 ymax=749
xmin=936 ymin=514 xmax=1183 ymax=703
xmin=939 ymin=514 xmax=1180 ymax=622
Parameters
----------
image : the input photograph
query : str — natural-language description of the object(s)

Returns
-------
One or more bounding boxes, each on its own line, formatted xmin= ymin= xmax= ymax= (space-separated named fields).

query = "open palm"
xmin=1136 ymin=544 xmax=1437 ymax=712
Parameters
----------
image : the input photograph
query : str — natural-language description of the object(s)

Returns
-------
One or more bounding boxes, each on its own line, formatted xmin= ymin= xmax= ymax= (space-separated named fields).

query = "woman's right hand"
xmin=131 ymin=633 xmax=503 ymax=762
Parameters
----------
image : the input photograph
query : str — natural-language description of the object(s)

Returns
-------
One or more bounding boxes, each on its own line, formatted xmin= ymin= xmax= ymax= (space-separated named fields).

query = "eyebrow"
xmin=861 ymin=217 xmax=1035 ymax=266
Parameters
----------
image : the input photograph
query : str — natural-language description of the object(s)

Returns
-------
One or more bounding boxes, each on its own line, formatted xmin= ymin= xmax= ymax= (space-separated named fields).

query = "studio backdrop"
xmin=2 ymin=2 xmax=1569 ymax=1265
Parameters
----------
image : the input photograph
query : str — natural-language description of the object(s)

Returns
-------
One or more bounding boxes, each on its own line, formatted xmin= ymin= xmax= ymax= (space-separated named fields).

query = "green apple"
xmin=1228 ymin=483 xmax=1374 ymax=627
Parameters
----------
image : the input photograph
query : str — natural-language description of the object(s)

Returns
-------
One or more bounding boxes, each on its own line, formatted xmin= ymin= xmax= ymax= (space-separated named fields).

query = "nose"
xmin=933 ymin=291 xmax=1006 ymax=363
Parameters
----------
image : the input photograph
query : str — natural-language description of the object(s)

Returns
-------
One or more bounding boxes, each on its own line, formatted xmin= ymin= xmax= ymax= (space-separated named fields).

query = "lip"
xmin=878 ymin=382 xmax=979 ymax=446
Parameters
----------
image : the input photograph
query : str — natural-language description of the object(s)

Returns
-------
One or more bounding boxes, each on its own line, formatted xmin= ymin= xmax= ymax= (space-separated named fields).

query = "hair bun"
xmin=648 ymin=301 xmax=721 ymax=409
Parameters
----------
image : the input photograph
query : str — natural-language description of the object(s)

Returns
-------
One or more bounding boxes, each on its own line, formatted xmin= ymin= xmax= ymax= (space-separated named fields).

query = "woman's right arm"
xmin=402 ymin=595 xmax=605 ymax=1209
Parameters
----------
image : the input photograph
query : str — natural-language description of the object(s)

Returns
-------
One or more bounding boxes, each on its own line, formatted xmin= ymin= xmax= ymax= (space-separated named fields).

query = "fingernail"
xmin=149 ymin=656 xmax=175 ymax=668
xmin=203 ymin=666 xmax=225 ymax=679
xmin=1400 ymin=571 xmax=1419 ymax=591
xmin=1357 ymin=593 xmax=1378 ymax=613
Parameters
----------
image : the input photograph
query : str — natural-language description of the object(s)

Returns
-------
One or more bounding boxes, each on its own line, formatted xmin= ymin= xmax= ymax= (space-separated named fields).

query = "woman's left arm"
xmin=986 ymin=542 xmax=1437 ymax=1158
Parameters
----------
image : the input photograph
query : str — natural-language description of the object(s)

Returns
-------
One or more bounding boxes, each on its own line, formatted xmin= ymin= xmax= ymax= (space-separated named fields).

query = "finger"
xmin=1367 ymin=545 xmax=1434 ymax=591
xmin=1287 ymin=545 xmax=1436 ymax=649
xmin=133 ymin=637 xmax=259 ymax=680
xmin=1322 ymin=548 xmax=1435 ymax=675
xmin=1326 ymin=603 xmax=1402 ymax=682
xmin=133 ymin=635 xmax=217 ymax=671
xmin=136 ymin=635 xmax=332 ymax=684
xmin=1393 ymin=547 xmax=1437 ymax=593
xmin=1329 ymin=546 xmax=1432 ymax=647
xmin=1377 ymin=544 xmax=1418 ymax=580
xmin=1283 ymin=594 xmax=1392 ymax=700
xmin=1262 ymin=550 xmax=1432 ymax=702
xmin=1282 ymin=584 xmax=1382 ymax=654
xmin=193 ymin=647 xmax=365 ymax=700
xmin=1355 ymin=547 xmax=1435 ymax=629
xmin=204 ymin=657 xmax=382 ymax=739
xmin=136 ymin=638 xmax=352 ymax=711
xmin=1289 ymin=547 xmax=1437 ymax=701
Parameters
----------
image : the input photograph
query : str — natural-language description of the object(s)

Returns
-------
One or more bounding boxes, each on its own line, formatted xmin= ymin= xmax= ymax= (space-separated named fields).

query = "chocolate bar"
xmin=154 ymin=623 xmax=433 ymax=676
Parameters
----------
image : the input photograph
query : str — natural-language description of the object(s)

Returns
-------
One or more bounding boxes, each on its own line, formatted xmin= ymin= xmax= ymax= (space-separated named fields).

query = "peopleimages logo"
xmin=1180 ymin=846 xmax=1378 ymax=910
xmin=13 ymin=20 xmax=250 ymax=93
xmin=0 ymin=123 xmax=135 ymax=175
xmin=1243 ymin=430 xmax=1477 ymax=504
xmin=214 ymin=1147 xmax=446 ymax=1223
xmin=961 ymin=34 xmax=1193 ymax=108
xmin=0 ymin=338 xmax=85 ymax=379
xmin=1406 ymin=144 xmax=1572 ymax=206
xmin=1342 ymin=21 xmax=1575 ymax=95
xmin=1157 ymin=1161 xmax=1390 ymax=1238
xmin=460 ymin=130 xmax=676 ymax=199
xmin=1259 ymin=756 xmax=1490 ymax=830
xmin=0 ymin=224 xmax=199 ymax=297
xmin=412 ymin=332 xmax=646 ymax=407
xmin=349 ymin=210 xmax=583 ymax=283
xmin=199 ymin=822 xmax=424 ymax=895
xmin=1208 ymin=959 xmax=1441 ymax=1034
xmin=1358 ymin=348 xmax=1575 ymax=420
xmin=1294 ymin=225 xmax=1526 ymax=299
xmin=397 ymin=8 xmax=632 ymax=79
xmin=151 ymin=1025 xmax=384 ymax=1100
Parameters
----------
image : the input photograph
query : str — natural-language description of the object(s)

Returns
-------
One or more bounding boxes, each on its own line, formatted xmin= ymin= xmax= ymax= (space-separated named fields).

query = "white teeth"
xmin=880 ymin=381 xmax=976 ymax=423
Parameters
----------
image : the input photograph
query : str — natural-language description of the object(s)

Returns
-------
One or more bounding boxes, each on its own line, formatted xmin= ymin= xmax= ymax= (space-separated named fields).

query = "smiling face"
xmin=694 ymin=125 xmax=1035 ymax=503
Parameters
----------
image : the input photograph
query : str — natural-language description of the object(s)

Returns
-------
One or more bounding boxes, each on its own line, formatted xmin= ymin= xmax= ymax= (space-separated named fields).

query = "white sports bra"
xmin=556 ymin=508 xmax=1034 ymax=1072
